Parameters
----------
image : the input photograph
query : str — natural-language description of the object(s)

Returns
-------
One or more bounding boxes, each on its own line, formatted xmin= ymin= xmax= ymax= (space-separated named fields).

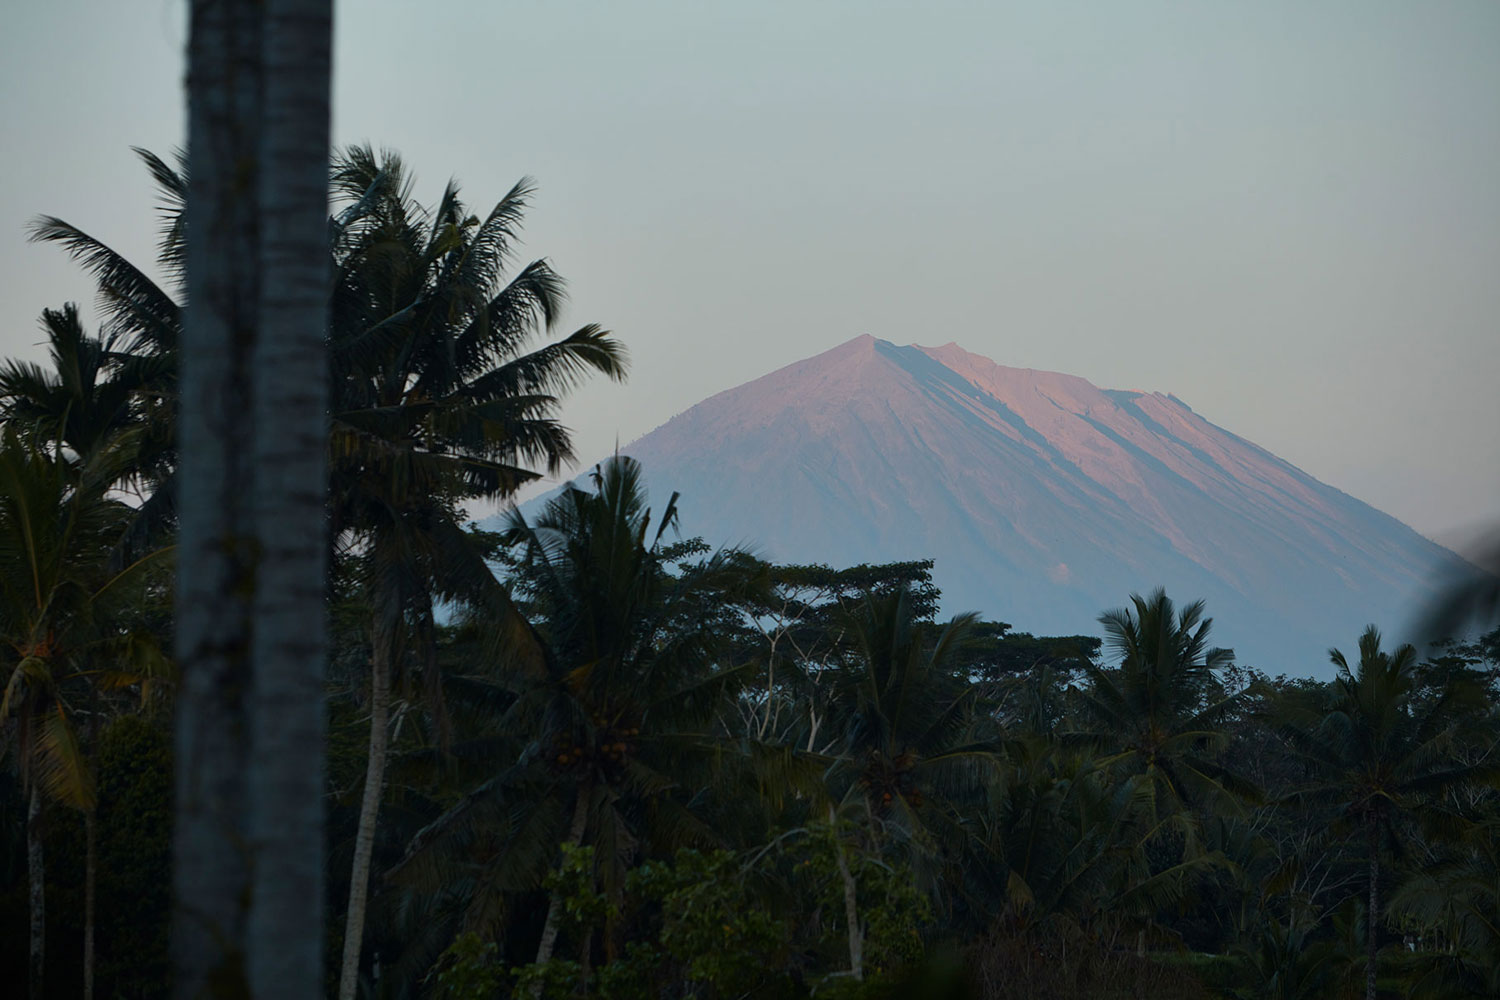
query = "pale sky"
xmin=3 ymin=1 xmax=1497 ymax=549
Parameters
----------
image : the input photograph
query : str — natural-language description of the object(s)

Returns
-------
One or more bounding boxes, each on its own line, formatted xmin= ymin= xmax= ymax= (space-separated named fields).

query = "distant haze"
xmin=3 ymin=1 xmax=1497 ymax=547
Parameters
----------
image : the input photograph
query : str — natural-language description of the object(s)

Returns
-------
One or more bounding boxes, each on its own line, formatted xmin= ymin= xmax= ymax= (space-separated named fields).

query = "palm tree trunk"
xmin=338 ymin=630 xmax=394 ymax=1000
xmin=531 ymin=777 xmax=593 ymax=991
xmin=1367 ymin=819 xmax=1379 ymax=1000
xmin=829 ymin=805 xmax=863 ymax=982
xmin=175 ymin=1 xmax=261 ymax=995
xmin=178 ymin=3 xmax=331 ymax=997
xmin=248 ymin=3 xmax=331 ymax=999
xmin=579 ymin=928 xmax=593 ymax=995
xmin=27 ymin=785 xmax=44 ymax=1000
xmin=84 ymin=807 xmax=96 ymax=1000
xmin=84 ymin=699 xmax=99 ymax=1000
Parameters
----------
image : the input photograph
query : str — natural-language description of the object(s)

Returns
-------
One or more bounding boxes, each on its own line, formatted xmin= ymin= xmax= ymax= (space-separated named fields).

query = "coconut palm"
xmin=0 ymin=304 xmax=175 ymax=560
xmin=323 ymin=146 xmax=625 ymax=1000
xmin=980 ymin=736 xmax=1226 ymax=954
xmin=0 ymin=311 xmax=170 ymax=1000
xmin=1279 ymin=626 xmax=1496 ymax=1000
xmin=813 ymin=586 xmax=1002 ymax=977
xmin=1073 ymin=589 xmax=1256 ymax=824
xmin=823 ymin=588 xmax=1000 ymax=848
xmin=29 ymin=141 xmax=625 ymax=549
xmin=29 ymin=150 xmax=185 ymax=567
xmin=389 ymin=457 xmax=759 ymax=983
xmin=1 ymin=299 xmax=171 ymax=1000
xmin=26 ymin=150 xmax=183 ymax=523
xmin=495 ymin=457 xmax=758 ymax=933
xmin=29 ymin=141 xmax=625 ymax=998
xmin=28 ymin=145 xmax=184 ymax=367
xmin=1388 ymin=816 xmax=1500 ymax=998
xmin=1219 ymin=916 xmax=1339 ymax=1000
xmin=0 ymin=434 xmax=168 ymax=999
xmin=0 ymin=305 xmax=156 ymax=464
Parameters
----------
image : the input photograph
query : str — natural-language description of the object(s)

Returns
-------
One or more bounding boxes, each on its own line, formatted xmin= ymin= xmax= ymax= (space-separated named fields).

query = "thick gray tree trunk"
xmin=27 ymin=785 xmax=43 ymax=1000
xmin=175 ymin=2 xmax=261 ymax=995
xmin=249 ymin=2 xmax=332 ymax=999
xmin=177 ymin=2 xmax=331 ymax=997
xmin=338 ymin=630 xmax=394 ymax=1000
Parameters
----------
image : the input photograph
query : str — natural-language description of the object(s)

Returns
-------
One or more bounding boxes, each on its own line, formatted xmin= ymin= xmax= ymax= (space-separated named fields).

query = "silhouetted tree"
xmin=174 ymin=3 xmax=331 ymax=999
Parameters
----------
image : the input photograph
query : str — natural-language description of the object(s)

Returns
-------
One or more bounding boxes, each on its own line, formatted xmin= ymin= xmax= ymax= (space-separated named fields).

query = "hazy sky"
xmin=4 ymin=1 xmax=1497 ymax=547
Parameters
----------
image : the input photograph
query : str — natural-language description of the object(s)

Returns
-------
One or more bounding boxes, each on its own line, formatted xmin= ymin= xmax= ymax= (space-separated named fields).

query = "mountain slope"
xmin=563 ymin=335 xmax=1462 ymax=673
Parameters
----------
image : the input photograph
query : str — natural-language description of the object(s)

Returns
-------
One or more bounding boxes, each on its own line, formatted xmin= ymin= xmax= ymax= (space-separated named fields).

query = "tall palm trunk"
xmin=1366 ymin=819 xmax=1379 ymax=1000
xmin=84 ymin=693 xmax=99 ymax=1000
xmin=531 ymin=777 xmax=593 ymax=993
xmin=248 ymin=2 xmax=332 ymax=998
xmin=338 ymin=628 xmax=394 ymax=1000
xmin=175 ymin=1 xmax=262 ymax=994
xmin=27 ymin=785 xmax=44 ymax=1000
xmin=829 ymin=805 xmax=863 ymax=982
xmin=84 ymin=807 xmax=96 ymax=1000
xmin=178 ymin=2 xmax=331 ymax=996
xmin=579 ymin=929 xmax=594 ymax=996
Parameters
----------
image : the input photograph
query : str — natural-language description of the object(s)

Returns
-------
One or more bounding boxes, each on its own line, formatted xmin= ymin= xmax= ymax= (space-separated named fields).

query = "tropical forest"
xmin=1 ymin=139 xmax=1497 ymax=1000
xmin=3 ymin=5 xmax=1500 ymax=999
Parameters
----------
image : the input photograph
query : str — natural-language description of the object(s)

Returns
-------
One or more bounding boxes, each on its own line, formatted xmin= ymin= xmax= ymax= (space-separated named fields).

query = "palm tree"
xmin=1 ymin=299 xmax=171 ymax=1000
xmin=980 ymin=737 xmax=1224 ymax=960
xmin=391 ymin=457 xmax=756 ymax=982
xmin=0 ymin=434 xmax=168 ymax=1000
xmin=1220 ymin=916 xmax=1338 ymax=1000
xmin=0 ymin=305 xmax=158 ymax=466
xmin=27 ymin=153 xmax=183 ymax=548
xmin=1074 ymin=590 xmax=1256 ymax=825
xmin=324 ymin=146 xmax=625 ymax=1000
xmin=28 ymin=143 xmax=183 ymax=367
xmin=0 ymin=305 xmax=175 ymax=570
xmin=1279 ymin=626 xmax=1495 ymax=1000
xmin=1388 ymin=815 xmax=1500 ymax=997
xmin=496 ymin=458 xmax=755 ymax=950
xmin=818 ymin=586 xmax=1000 ymax=978
xmin=29 ymin=138 xmax=624 ymax=997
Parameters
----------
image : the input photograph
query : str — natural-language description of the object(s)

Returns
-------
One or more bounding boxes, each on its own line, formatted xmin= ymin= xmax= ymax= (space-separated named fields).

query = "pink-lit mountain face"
xmin=599 ymin=336 xmax=1462 ymax=674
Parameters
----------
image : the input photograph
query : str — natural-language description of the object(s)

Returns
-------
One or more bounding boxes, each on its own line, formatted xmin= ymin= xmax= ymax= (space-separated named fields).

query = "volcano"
xmin=562 ymin=336 xmax=1462 ymax=674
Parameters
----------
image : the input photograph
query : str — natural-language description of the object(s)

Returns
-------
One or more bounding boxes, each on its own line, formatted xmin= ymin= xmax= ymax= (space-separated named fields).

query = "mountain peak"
xmin=605 ymin=337 xmax=1458 ymax=673
xmin=825 ymin=332 xmax=880 ymax=356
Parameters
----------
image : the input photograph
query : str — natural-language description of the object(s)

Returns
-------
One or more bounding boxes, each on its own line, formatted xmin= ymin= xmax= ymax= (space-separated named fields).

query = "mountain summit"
xmin=607 ymin=335 xmax=1459 ymax=673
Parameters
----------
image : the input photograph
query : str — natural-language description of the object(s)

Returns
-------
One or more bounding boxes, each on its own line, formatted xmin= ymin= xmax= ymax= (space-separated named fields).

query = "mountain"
xmin=537 ymin=335 xmax=1464 ymax=674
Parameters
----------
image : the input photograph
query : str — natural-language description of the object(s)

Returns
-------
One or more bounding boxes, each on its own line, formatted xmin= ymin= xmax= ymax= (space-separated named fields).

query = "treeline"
xmin=1 ymin=150 xmax=1497 ymax=1000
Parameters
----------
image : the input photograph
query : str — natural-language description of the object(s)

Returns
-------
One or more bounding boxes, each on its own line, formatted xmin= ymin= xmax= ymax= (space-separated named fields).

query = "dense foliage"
xmin=1 ymin=151 xmax=1497 ymax=999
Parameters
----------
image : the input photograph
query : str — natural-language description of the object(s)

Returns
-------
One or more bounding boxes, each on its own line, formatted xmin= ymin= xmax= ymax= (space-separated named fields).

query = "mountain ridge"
xmin=516 ymin=335 xmax=1461 ymax=675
